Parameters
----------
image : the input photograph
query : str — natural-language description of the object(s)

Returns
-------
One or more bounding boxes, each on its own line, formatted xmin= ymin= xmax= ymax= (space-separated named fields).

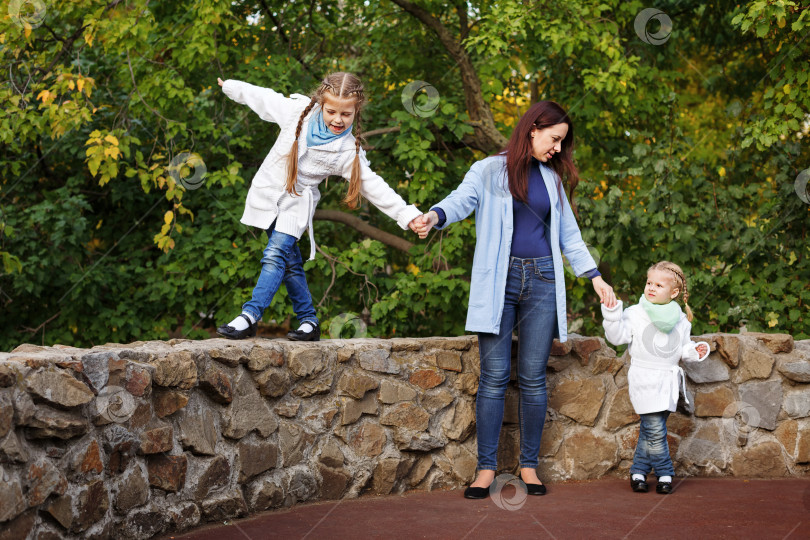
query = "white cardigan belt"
xmin=630 ymin=358 xmax=690 ymax=405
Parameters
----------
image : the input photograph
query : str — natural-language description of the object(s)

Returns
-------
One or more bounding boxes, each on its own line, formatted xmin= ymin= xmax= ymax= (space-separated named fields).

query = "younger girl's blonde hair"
xmin=648 ymin=261 xmax=694 ymax=321
xmin=285 ymin=72 xmax=365 ymax=209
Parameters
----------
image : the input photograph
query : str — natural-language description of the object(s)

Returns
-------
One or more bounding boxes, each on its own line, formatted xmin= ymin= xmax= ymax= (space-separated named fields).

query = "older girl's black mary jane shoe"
xmin=216 ymin=314 xmax=257 ymax=340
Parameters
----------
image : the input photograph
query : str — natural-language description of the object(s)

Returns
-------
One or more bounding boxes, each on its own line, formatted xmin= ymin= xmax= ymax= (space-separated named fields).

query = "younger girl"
xmin=601 ymin=261 xmax=709 ymax=495
xmin=215 ymin=73 xmax=422 ymax=340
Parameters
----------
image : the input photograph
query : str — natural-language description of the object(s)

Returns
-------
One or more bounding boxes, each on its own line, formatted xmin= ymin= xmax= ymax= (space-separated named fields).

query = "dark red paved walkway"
xmin=165 ymin=478 xmax=810 ymax=539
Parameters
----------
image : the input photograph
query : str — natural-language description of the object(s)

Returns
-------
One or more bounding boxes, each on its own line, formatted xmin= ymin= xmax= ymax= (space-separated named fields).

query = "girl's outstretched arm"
xmin=218 ymin=78 xmax=302 ymax=125
xmin=342 ymin=151 xmax=422 ymax=230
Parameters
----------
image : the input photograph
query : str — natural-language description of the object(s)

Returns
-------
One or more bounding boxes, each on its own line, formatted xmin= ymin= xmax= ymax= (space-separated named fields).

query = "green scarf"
xmin=639 ymin=295 xmax=681 ymax=334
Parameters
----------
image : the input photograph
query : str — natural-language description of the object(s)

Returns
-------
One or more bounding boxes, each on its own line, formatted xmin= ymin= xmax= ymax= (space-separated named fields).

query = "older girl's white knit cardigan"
xmin=222 ymin=80 xmax=421 ymax=260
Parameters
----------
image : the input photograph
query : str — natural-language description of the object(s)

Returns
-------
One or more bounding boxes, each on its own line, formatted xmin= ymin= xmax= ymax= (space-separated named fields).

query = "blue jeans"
xmin=476 ymin=256 xmax=557 ymax=471
xmin=241 ymin=224 xmax=318 ymax=327
xmin=631 ymin=411 xmax=674 ymax=477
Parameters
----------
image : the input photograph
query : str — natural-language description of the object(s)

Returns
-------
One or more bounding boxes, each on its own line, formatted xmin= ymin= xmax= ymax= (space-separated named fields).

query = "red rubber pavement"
xmin=164 ymin=478 xmax=810 ymax=540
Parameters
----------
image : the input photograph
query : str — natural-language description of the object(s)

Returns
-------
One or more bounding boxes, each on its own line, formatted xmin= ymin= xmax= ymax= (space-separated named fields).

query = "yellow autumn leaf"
xmin=778 ymin=18 xmax=786 ymax=28
xmin=36 ymin=90 xmax=51 ymax=102
xmin=766 ymin=312 xmax=779 ymax=328
xmin=164 ymin=211 xmax=173 ymax=225
xmin=24 ymin=25 xmax=31 ymax=39
xmin=104 ymin=134 xmax=119 ymax=146
xmin=783 ymin=84 xmax=791 ymax=95
xmin=77 ymin=79 xmax=84 ymax=93
xmin=84 ymin=32 xmax=94 ymax=47
xmin=718 ymin=167 xmax=726 ymax=177
xmin=68 ymin=80 xmax=75 ymax=91
xmin=406 ymin=263 xmax=420 ymax=276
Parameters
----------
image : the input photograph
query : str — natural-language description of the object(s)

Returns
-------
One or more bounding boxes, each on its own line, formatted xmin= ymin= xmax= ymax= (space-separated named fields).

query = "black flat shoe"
xmin=630 ymin=477 xmax=649 ymax=493
xmin=656 ymin=481 xmax=673 ymax=494
xmin=216 ymin=314 xmax=257 ymax=340
xmin=286 ymin=322 xmax=321 ymax=342
xmin=463 ymin=486 xmax=489 ymax=500
xmin=525 ymin=483 xmax=547 ymax=496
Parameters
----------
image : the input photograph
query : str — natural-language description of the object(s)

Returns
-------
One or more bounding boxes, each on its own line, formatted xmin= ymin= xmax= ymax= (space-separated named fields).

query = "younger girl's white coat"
xmin=221 ymin=80 xmax=422 ymax=258
xmin=602 ymin=300 xmax=707 ymax=414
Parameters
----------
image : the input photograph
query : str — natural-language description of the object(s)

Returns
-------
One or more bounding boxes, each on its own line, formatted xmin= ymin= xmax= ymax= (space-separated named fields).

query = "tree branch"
xmin=313 ymin=209 xmax=414 ymax=253
xmin=390 ymin=0 xmax=508 ymax=153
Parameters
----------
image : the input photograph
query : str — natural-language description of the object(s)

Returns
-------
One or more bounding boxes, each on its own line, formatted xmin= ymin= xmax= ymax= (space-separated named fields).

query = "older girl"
xmin=216 ymin=73 xmax=422 ymax=340
xmin=415 ymin=101 xmax=616 ymax=498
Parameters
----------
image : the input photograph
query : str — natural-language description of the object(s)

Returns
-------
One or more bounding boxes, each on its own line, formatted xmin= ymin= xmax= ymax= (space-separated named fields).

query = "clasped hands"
xmin=407 ymin=210 xmax=438 ymax=239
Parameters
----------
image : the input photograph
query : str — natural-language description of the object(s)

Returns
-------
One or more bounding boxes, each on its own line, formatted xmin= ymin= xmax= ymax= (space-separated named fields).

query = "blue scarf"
xmin=306 ymin=110 xmax=352 ymax=147
xmin=639 ymin=295 xmax=681 ymax=334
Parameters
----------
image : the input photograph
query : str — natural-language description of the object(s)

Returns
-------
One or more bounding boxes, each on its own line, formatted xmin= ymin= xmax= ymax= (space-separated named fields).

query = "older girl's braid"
xmin=344 ymin=108 xmax=363 ymax=209
xmin=649 ymin=260 xmax=694 ymax=321
xmin=285 ymin=93 xmax=320 ymax=197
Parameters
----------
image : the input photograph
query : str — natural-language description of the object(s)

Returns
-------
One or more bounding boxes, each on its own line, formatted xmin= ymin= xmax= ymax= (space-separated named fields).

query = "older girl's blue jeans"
xmin=241 ymin=224 xmax=318 ymax=327
xmin=631 ymin=411 xmax=674 ymax=477
xmin=476 ymin=256 xmax=557 ymax=471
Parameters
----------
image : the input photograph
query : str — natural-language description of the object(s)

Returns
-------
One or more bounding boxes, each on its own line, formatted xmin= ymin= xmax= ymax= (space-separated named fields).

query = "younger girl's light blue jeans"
xmin=631 ymin=411 xmax=674 ymax=477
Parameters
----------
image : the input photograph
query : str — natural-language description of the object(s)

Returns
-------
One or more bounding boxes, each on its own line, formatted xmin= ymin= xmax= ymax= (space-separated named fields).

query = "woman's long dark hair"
xmin=499 ymin=101 xmax=580 ymax=211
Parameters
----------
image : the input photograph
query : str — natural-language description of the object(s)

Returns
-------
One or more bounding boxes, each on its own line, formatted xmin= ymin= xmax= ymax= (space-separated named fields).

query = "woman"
xmin=415 ymin=101 xmax=617 ymax=498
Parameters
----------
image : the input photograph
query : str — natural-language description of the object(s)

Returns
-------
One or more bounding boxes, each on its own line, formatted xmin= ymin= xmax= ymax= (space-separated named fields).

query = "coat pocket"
xmin=468 ymin=268 xmax=493 ymax=308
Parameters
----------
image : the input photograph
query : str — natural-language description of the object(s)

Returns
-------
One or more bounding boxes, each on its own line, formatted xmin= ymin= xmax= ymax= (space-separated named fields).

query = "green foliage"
xmin=1 ymin=0 xmax=808 ymax=351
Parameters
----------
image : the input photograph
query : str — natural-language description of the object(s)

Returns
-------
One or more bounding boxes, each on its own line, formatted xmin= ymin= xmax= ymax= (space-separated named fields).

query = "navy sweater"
xmin=432 ymin=159 xmax=600 ymax=279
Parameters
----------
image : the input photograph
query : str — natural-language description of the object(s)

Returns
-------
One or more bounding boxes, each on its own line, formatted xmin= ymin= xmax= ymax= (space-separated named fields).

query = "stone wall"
xmin=0 ymin=332 xmax=807 ymax=539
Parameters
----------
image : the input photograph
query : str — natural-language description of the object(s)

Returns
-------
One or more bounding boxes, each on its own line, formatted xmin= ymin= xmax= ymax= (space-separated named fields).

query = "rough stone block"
xmin=318 ymin=439 xmax=345 ymax=468
xmin=739 ymin=379 xmax=782 ymax=430
xmin=147 ymin=454 xmax=187 ymax=492
xmin=731 ymin=441 xmax=788 ymax=476
xmin=337 ymin=370 xmax=379 ymax=399
xmin=21 ymin=403 xmax=88 ymax=439
xmin=380 ymin=402 xmax=430 ymax=431
xmin=683 ymin=355 xmax=730 ymax=383
xmin=341 ymin=393 xmax=378 ymax=425
xmin=139 ymin=425 xmax=173 ymax=454
xmin=25 ymin=458 xmax=67 ymax=506
xmin=694 ymin=386 xmax=735 ymax=417
xmin=153 ymin=388 xmax=189 ymax=418
xmin=549 ymin=377 xmax=607 ymax=426
xmin=746 ymin=332 xmax=794 ymax=354
xmin=221 ymin=371 xmax=278 ymax=439
xmin=318 ymin=464 xmax=350 ymax=499
xmin=169 ymin=502 xmax=201 ymax=532
xmin=246 ymin=345 xmax=284 ymax=371
xmin=201 ymin=490 xmax=247 ymax=522
xmin=198 ymin=366 xmax=233 ymax=404
xmin=238 ymin=439 xmax=278 ymax=482
xmin=253 ymin=367 xmax=292 ymax=398
xmin=152 ymin=351 xmax=197 ymax=389
xmin=409 ymin=369 xmax=445 ymax=389
xmin=348 ymin=423 xmax=386 ymax=457
xmin=194 ymin=455 xmax=231 ymax=501
xmin=777 ymin=350 xmax=810 ymax=383
xmin=560 ymin=428 xmax=618 ymax=480
xmin=604 ymin=386 xmax=639 ymax=430
xmin=357 ymin=348 xmax=399 ymax=374
xmin=124 ymin=509 xmax=168 ymax=539
xmin=208 ymin=346 xmax=246 ymax=368
xmin=783 ymin=388 xmax=810 ymax=418
xmin=435 ymin=351 xmax=462 ymax=372
xmin=288 ymin=347 xmax=330 ymax=378
xmin=278 ymin=422 xmax=314 ymax=467
xmin=0 ymin=476 xmax=25 ymax=523
xmin=113 ymin=465 xmax=148 ymax=514
xmin=441 ymin=398 xmax=475 ymax=441
xmin=176 ymin=395 xmax=218 ymax=455
xmin=25 ymin=369 xmax=95 ymax=408
xmin=379 ymin=379 xmax=417 ymax=404
xmin=245 ymin=479 xmax=285 ymax=512
xmin=733 ymin=348 xmax=775 ymax=383
xmin=421 ymin=388 xmax=454 ymax=413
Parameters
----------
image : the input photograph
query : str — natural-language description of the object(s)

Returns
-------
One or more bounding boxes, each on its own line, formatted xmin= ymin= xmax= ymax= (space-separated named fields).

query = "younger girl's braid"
xmin=649 ymin=260 xmax=694 ymax=321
